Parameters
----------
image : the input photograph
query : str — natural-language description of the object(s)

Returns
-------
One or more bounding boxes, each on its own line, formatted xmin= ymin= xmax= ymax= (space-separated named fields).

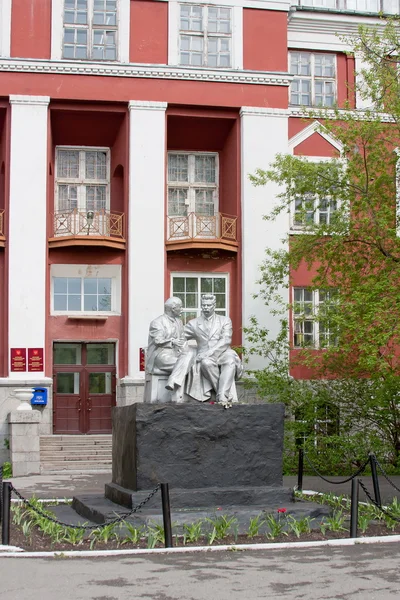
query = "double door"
xmin=53 ymin=343 xmax=116 ymax=434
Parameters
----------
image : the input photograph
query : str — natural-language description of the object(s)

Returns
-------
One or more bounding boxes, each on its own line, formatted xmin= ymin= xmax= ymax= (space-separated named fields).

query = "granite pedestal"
xmin=104 ymin=402 xmax=293 ymax=509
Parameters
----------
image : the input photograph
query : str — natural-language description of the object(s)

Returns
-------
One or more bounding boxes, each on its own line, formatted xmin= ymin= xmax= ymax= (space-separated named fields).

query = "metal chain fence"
xmin=302 ymin=451 xmax=370 ymax=484
xmin=373 ymin=456 xmax=400 ymax=495
xmin=358 ymin=479 xmax=400 ymax=522
xmin=10 ymin=483 xmax=161 ymax=531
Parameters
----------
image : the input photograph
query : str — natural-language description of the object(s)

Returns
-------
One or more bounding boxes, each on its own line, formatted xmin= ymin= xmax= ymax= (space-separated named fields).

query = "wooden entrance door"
xmin=53 ymin=343 xmax=116 ymax=434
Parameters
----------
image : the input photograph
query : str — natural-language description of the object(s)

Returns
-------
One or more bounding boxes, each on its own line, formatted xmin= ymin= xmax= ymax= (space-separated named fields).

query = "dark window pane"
xmin=87 ymin=343 xmax=115 ymax=365
xmin=54 ymin=344 xmax=82 ymax=365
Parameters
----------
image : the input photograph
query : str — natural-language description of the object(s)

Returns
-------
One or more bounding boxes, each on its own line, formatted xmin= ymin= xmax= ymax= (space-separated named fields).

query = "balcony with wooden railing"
xmin=166 ymin=212 xmax=238 ymax=252
xmin=49 ymin=209 xmax=126 ymax=250
xmin=0 ymin=209 xmax=5 ymax=247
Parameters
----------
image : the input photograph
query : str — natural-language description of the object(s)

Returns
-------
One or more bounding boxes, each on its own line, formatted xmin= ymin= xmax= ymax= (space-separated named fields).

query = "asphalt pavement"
xmin=1 ymin=542 xmax=399 ymax=599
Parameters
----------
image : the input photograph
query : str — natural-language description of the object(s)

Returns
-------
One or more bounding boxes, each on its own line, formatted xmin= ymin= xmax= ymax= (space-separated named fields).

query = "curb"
xmin=1 ymin=534 xmax=400 ymax=558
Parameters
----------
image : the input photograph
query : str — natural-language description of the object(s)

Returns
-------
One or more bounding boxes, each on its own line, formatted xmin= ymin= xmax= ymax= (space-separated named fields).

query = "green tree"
xmin=247 ymin=19 xmax=400 ymax=468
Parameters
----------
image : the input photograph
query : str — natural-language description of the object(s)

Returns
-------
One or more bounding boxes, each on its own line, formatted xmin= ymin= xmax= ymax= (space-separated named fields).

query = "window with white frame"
xmin=293 ymin=288 xmax=337 ymax=348
xmin=168 ymin=153 xmax=218 ymax=217
xmin=297 ymin=0 xmax=400 ymax=14
xmin=172 ymin=274 xmax=228 ymax=323
xmin=55 ymin=147 xmax=110 ymax=213
xmin=51 ymin=265 xmax=121 ymax=315
xmin=179 ymin=4 xmax=231 ymax=68
xmin=63 ymin=0 xmax=118 ymax=60
xmin=292 ymin=194 xmax=337 ymax=229
xmin=290 ymin=52 xmax=336 ymax=107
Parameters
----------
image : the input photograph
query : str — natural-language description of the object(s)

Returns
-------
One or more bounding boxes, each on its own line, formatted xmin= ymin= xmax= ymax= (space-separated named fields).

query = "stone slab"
xmin=8 ymin=411 xmax=41 ymax=424
xmin=73 ymin=494 xmax=330 ymax=530
xmin=111 ymin=403 xmax=285 ymax=492
xmin=104 ymin=483 xmax=293 ymax=510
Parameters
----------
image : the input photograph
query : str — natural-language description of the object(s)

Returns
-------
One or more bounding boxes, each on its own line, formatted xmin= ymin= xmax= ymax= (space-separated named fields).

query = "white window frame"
xmin=167 ymin=152 xmax=219 ymax=216
xmin=52 ymin=0 xmax=130 ymax=62
xmin=297 ymin=0 xmax=400 ymax=13
xmin=51 ymin=264 xmax=121 ymax=316
xmin=0 ymin=0 xmax=11 ymax=58
xmin=292 ymin=194 xmax=338 ymax=230
xmin=289 ymin=51 xmax=337 ymax=108
xmin=168 ymin=1 xmax=243 ymax=70
xmin=289 ymin=156 xmax=342 ymax=232
xmin=171 ymin=272 xmax=229 ymax=322
xmin=292 ymin=287 xmax=337 ymax=349
xmin=55 ymin=145 xmax=111 ymax=213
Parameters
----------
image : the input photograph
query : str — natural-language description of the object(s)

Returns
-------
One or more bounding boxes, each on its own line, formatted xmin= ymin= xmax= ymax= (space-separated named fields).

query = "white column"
xmin=127 ymin=101 xmax=167 ymax=380
xmin=240 ymin=107 xmax=289 ymax=371
xmin=0 ymin=0 xmax=12 ymax=58
xmin=9 ymin=95 xmax=50 ymax=378
xmin=355 ymin=54 xmax=373 ymax=111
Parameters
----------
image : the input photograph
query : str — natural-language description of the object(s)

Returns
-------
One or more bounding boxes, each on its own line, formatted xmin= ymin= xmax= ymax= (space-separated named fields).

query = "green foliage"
xmin=89 ymin=522 xmax=118 ymax=548
xmin=205 ymin=514 xmax=238 ymax=541
xmin=286 ymin=515 xmax=314 ymax=538
xmin=120 ymin=521 xmax=143 ymax=545
xmin=320 ymin=510 xmax=348 ymax=534
xmin=357 ymin=513 xmax=370 ymax=534
xmin=264 ymin=514 xmax=287 ymax=540
xmin=62 ymin=526 xmax=86 ymax=546
xmin=2 ymin=461 xmax=12 ymax=478
xmin=182 ymin=520 xmax=204 ymax=544
xmin=247 ymin=515 xmax=264 ymax=538
xmin=245 ymin=19 xmax=400 ymax=470
xmin=146 ymin=522 xmax=166 ymax=548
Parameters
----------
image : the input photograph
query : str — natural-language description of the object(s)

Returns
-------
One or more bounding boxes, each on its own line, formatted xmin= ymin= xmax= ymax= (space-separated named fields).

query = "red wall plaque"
xmin=11 ymin=348 xmax=27 ymax=372
xmin=28 ymin=348 xmax=44 ymax=372
xmin=140 ymin=347 xmax=146 ymax=372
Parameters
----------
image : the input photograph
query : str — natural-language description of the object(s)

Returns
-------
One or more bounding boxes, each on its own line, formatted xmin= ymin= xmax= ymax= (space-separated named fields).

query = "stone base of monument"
xmin=102 ymin=403 xmax=292 ymax=509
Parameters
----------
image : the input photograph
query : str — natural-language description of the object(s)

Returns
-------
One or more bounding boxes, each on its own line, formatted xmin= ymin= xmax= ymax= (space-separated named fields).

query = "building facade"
xmin=0 ymin=0 xmax=386 ymax=460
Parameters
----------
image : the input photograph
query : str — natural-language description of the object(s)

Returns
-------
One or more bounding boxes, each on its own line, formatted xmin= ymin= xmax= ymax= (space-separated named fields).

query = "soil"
xmin=6 ymin=521 xmax=400 ymax=552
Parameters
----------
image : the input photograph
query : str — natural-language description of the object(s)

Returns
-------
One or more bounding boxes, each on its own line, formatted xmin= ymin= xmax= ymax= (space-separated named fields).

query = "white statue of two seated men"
xmin=145 ymin=294 xmax=243 ymax=406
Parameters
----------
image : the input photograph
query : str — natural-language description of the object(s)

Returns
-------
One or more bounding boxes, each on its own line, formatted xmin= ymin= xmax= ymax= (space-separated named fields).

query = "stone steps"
xmin=40 ymin=435 xmax=112 ymax=473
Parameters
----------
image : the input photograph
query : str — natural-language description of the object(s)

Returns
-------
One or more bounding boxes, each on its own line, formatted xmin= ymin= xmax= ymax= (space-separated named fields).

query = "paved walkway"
xmin=5 ymin=471 xmax=400 ymax=504
xmin=1 ymin=542 xmax=400 ymax=599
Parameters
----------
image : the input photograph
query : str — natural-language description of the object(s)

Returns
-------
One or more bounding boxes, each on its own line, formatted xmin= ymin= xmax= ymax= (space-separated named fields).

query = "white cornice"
xmin=0 ymin=58 xmax=292 ymax=87
xmin=129 ymin=101 xmax=168 ymax=111
xmin=9 ymin=95 xmax=50 ymax=106
xmin=240 ymin=107 xmax=290 ymax=117
xmin=288 ymin=9 xmax=386 ymax=51
xmin=170 ymin=0 xmax=291 ymax=10
xmin=289 ymin=106 xmax=395 ymax=122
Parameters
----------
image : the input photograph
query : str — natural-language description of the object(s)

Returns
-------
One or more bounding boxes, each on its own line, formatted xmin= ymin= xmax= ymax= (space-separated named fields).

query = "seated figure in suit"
xmin=146 ymin=297 xmax=193 ymax=402
xmin=166 ymin=294 xmax=243 ymax=405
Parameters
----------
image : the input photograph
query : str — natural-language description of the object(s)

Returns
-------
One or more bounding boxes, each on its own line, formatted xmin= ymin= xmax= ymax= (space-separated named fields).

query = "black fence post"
xmin=350 ymin=477 xmax=359 ymax=538
xmin=1 ymin=482 xmax=12 ymax=546
xmin=160 ymin=483 xmax=173 ymax=548
xmin=297 ymin=448 xmax=304 ymax=492
xmin=369 ymin=453 xmax=382 ymax=508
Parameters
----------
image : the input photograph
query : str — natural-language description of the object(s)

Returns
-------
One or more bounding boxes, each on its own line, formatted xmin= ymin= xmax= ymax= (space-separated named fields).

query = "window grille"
xmin=179 ymin=4 xmax=231 ymax=68
xmin=290 ymin=52 xmax=336 ymax=107
xmin=63 ymin=0 xmax=118 ymax=60
xmin=172 ymin=274 xmax=227 ymax=324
